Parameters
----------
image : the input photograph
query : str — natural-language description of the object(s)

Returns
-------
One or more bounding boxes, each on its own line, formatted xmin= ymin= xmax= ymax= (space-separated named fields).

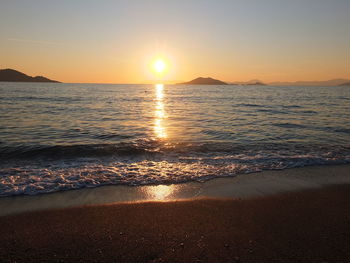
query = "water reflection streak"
xmin=154 ymin=84 xmax=167 ymax=138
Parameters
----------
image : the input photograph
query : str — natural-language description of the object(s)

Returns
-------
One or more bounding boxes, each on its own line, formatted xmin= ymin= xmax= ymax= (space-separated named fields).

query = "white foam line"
xmin=0 ymin=164 xmax=349 ymax=217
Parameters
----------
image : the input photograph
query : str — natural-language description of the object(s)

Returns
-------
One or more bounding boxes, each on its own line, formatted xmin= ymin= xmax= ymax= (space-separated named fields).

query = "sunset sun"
xmin=153 ymin=59 xmax=166 ymax=74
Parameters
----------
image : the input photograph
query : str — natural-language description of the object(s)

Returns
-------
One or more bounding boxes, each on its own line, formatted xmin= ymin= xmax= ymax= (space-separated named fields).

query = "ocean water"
xmin=0 ymin=82 xmax=349 ymax=196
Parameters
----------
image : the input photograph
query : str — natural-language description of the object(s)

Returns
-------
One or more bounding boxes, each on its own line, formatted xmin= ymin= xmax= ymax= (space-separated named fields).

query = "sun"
xmin=153 ymin=59 xmax=166 ymax=74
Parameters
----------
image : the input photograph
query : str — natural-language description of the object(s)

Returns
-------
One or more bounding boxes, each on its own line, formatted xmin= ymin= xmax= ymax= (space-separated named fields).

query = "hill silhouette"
xmin=229 ymin=79 xmax=266 ymax=85
xmin=177 ymin=77 xmax=227 ymax=85
xmin=246 ymin=81 xmax=266 ymax=85
xmin=0 ymin=69 xmax=60 ymax=83
xmin=269 ymin=79 xmax=350 ymax=87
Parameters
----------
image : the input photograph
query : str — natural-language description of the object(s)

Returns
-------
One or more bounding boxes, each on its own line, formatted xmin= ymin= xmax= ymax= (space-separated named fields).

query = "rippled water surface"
xmin=0 ymin=82 xmax=349 ymax=196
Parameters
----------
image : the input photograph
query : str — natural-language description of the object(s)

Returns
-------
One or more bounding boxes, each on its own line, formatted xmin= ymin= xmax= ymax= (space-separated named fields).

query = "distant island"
xmin=177 ymin=77 xmax=227 ymax=85
xmin=229 ymin=79 xmax=266 ymax=85
xmin=177 ymin=78 xmax=268 ymax=86
xmin=177 ymin=77 xmax=350 ymax=87
xmin=229 ymin=79 xmax=350 ymax=86
xmin=268 ymin=79 xmax=350 ymax=87
xmin=0 ymin=69 xmax=60 ymax=83
xmin=246 ymin=81 xmax=266 ymax=86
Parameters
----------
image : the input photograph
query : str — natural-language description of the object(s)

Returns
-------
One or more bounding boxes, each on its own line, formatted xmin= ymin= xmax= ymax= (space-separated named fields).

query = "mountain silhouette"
xmin=177 ymin=77 xmax=227 ymax=85
xmin=269 ymin=79 xmax=350 ymax=87
xmin=0 ymin=69 xmax=60 ymax=83
xmin=246 ymin=81 xmax=266 ymax=85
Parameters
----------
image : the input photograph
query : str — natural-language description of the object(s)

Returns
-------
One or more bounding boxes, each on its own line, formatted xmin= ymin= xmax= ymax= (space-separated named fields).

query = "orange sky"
xmin=1 ymin=1 xmax=350 ymax=84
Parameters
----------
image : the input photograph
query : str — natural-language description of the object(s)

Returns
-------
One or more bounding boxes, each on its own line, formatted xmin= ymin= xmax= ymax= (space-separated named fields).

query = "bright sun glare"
xmin=153 ymin=59 xmax=166 ymax=73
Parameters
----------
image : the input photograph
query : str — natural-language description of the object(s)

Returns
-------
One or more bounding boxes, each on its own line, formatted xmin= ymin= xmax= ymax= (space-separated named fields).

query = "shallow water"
xmin=0 ymin=82 xmax=349 ymax=196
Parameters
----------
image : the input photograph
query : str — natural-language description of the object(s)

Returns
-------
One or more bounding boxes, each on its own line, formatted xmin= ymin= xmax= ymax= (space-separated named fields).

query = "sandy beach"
xmin=1 ymin=185 xmax=350 ymax=262
xmin=1 ymin=165 xmax=350 ymax=262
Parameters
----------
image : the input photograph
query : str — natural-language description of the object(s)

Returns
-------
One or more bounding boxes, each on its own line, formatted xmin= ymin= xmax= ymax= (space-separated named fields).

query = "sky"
xmin=1 ymin=0 xmax=350 ymax=83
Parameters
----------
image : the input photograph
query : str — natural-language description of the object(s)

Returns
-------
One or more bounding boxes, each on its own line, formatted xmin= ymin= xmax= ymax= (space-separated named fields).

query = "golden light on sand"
xmin=147 ymin=185 xmax=176 ymax=200
xmin=153 ymin=59 xmax=166 ymax=74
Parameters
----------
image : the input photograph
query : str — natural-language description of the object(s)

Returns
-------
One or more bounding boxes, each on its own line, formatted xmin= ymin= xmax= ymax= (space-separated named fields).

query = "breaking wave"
xmin=0 ymin=141 xmax=349 ymax=196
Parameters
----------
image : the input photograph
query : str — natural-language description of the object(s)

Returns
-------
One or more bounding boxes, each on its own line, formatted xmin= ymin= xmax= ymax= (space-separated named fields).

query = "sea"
xmin=0 ymin=82 xmax=349 ymax=197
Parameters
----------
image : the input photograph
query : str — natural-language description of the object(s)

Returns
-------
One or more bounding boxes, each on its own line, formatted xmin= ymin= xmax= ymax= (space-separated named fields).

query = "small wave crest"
xmin=0 ymin=142 xmax=349 ymax=197
xmin=0 ymin=141 xmax=163 ymax=160
xmin=1 ymin=141 xmax=349 ymax=160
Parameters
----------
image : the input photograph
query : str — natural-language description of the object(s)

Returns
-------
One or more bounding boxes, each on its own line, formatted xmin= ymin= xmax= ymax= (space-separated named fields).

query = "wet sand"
xmin=1 ymin=184 xmax=350 ymax=262
xmin=1 ymin=164 xmax=350 ymax=216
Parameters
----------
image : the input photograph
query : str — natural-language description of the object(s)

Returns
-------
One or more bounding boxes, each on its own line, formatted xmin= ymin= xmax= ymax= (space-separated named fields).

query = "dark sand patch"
xmin=1 ymin=184 xmax=350 ymax=262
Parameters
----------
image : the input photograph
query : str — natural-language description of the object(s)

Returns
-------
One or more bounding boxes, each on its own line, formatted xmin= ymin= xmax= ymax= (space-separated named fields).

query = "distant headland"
xmin=268 ymin=79 xmax=350 ymax=87
xmin=177 ymin=77 xmax=350 ymax=87
xmin=177 ymin=77 xmax=227 ymax=85
xmin=230 ymin=79 xmax=266 ymax=86
xmin=0 ymin=69 xmax=60 ymax=83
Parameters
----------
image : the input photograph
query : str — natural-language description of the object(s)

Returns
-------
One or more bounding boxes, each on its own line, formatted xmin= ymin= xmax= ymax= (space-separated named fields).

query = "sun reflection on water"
xmin=154 ymin=84 xmax=167 ymax=138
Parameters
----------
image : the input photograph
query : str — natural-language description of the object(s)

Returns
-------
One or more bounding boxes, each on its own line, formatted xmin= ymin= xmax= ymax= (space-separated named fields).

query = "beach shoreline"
xmin=0 ymin=164 xmax=349 ymax=217
xmin=1 ymin=183 xmax=350 ymax=262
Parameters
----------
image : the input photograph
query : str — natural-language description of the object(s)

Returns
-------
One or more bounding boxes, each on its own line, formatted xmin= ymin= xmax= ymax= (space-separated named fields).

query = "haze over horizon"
xmin=1 ymin=0 xmax=350 ymax=84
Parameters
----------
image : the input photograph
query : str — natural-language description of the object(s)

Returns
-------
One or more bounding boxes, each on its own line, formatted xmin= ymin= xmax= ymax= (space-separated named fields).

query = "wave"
xmin=0 ymin=143 xmax=157 ymax=160
xmin=1 ymin=141 xmax=349 ymax=160
xmin=0 ymin=141 xmax=349 ymax=197
xmin=273 ymin=123 xmax=307 ymax=129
